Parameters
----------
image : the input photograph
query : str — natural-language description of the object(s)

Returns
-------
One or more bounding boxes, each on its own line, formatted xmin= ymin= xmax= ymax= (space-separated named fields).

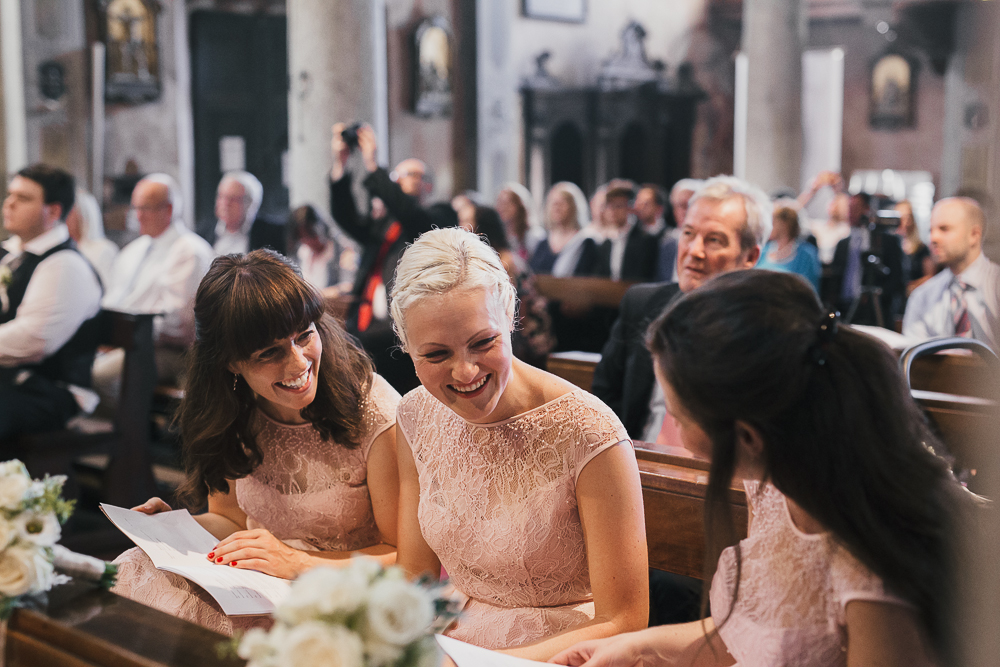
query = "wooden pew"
xmin=534 ymin=275 xmax=635 ymax=312
xmin=5 ymin=580 xmax=244 ymax=667
xmin=13 ymin=311 xmax=158 ymax=511
xmin=635 ymin=442 xmax=748 ymax=580
xmin=547 ymin=352 xmax=600 ymax=392
xmin=900 ymin=338 xmax=999 ymax=494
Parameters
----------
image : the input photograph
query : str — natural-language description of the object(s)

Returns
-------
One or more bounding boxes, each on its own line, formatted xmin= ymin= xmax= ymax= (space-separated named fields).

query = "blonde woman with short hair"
xmin=392 ymin=227 xmax=648 ymax=661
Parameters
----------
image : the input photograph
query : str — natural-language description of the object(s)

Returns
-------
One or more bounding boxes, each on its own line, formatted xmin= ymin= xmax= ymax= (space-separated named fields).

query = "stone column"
xmin=287 ymin=0 xmax=376 ymax=213
xmin=1 ymin=0 xmax=28 ymax=184
xmin=476 ymin=0 xmax=519 ymax=201
xmin=940 ymin=2 xmax=1000 ymax=261
xmin=740 ymin=0 xmax=806 ymax=192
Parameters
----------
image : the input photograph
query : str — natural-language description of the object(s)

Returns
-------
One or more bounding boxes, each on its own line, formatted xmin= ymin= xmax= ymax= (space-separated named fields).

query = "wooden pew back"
xmin=635 ymin=443 xmax=748 ymax=580
xmin=534 ymin=275 xmax=635 ymax=311
xmin=6 ymin=580 xmax=244 ymax=667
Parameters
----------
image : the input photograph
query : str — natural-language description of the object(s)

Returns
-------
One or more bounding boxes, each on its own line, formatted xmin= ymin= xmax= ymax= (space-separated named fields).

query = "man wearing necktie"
xmin=904 ymin=197 xmax=1000 ymax=350
xmin=0 ymin=165 xmax=103 ymax=444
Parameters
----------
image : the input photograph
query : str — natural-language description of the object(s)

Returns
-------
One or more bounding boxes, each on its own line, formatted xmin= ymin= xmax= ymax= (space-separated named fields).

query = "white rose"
xmin=14 ymin=511 xmax=61 ymax=547
xmin=348 ymin=554 xmax=383 ymax=583
xmin=237 ymin=627 xmax=278 ymax=666
xmin=0 ymin=519 xmax=15 ymax=549
xmin=0 ymin=545 xmax=53 ymax=597
xmin=277 ymin=622 xmax=363 ymax=667
xmin=276 ymin=568 xmax=368 ymax=624
xmin=0 ymin=460 xmax=27 ymax=478
xmin=365 ymin=578 xmax=435 ymax=646
xmin=0 ymin=472 xmax=31 ymax=510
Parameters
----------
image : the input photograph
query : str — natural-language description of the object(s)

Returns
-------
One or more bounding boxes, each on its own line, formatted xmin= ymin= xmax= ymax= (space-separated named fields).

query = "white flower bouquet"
xmin=235 ymin=557 xmax=460 ymax=667
xmin=0 ymin=265 xmax=12 ymax=315
xmin=0 ymin=460 xmax=117 ymax=619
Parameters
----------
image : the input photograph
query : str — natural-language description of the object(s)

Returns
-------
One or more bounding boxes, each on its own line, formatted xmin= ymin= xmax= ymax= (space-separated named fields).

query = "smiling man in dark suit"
xmin=592 ymin=175 xmax=772 ymax=442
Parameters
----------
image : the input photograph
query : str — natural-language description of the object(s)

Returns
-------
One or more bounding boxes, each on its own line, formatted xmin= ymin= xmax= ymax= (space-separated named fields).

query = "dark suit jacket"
xmin=826 ymin=227 xmax=904 ymax=325
xmin=249 ymin=215 xmax=287 ymax=256
xmin=590 ymin=224 xmax=659 ymax=282
xmin=329 ymin=168 xmax=437 ymax=330
xmin=591 ymin=281 xmax=682 ymax=438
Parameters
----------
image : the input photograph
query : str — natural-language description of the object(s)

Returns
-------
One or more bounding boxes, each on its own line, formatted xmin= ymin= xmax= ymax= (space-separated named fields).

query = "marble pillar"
xmin=940 ymin=2 xmax=1000 ymax=261
xmin=476 ymin=0 xmax=519 ymax=202
xmin=1 ymin=0 xmax=28 ymax=184
xmin=287 ymin=0 xmax=377 ymax=213
xmin=740 ymin=0 xmax=806 ymax=193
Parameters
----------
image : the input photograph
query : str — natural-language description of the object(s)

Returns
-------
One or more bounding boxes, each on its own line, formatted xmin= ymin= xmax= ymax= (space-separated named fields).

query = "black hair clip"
xmin=808 ymin=310 xmax=840 ymax=366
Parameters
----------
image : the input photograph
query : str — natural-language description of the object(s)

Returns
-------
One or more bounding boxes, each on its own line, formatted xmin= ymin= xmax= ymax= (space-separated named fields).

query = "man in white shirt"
xmin=94 ymin=174 xmax=214 ymax=408
xmin=0 ymin=164 xmax=103 ymax=443
xmin=903 ymin=197 xmax=1000 ymax=349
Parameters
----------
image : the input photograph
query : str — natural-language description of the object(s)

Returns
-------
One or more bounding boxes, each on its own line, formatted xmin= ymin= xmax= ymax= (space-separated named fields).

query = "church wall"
xmin=385 ymin=0 xmax=456 ymax=202
xmin=808 ymin=16 xmax=946 ymax=192
xmin=503 ymin=0 xmax=717 ymax=193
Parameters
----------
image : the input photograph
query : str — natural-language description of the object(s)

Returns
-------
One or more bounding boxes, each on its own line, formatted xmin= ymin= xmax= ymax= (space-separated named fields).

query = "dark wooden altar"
xmin=522 ymin=83 xmax=700 ymax=198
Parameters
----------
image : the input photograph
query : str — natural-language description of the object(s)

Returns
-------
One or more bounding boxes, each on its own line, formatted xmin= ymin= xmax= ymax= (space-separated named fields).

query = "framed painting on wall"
xmin=870 ymin=53 xmax=916 ymax=130
xmin=101 ymin=0 xmax=161 ymax=103
xmin=413 ymin=17 xmax=452 ymax=118
xmin=522 ymin=0 xmax=586 ymax=23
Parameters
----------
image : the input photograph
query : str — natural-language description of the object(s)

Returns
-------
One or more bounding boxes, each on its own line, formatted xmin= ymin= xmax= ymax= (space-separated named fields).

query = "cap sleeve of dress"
xmin=361 ymin=373 xmax=402 ymax=458
xmin=395 ymin=386 xmax=432 ymax=458
xmin=569 ymin=391 xmax=631 ymax=485
xmin=830 ymin=543 xmax=913 ymax=627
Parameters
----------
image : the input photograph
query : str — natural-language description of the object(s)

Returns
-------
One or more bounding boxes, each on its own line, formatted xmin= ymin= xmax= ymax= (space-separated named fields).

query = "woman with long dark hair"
xmin=553 ymin=269 xmax=972 ymax=666
xmin=112 ymin=250 xmax=400 ymax=635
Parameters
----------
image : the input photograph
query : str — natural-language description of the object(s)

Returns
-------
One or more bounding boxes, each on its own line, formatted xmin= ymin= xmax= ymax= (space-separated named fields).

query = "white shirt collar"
xmin=643 ymin=217 xmax=666 ymax=236
xmin=148 ymin=221 xmax=184 ymax=249
xmin=2 ymin=223 xmax=70 ymax=256
xmin=954 ymin=251 xmax=990 ymax=290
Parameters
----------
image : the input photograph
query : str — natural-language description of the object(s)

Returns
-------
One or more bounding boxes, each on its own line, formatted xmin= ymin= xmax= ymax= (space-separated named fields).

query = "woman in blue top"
xmin=756 ymin=203 xmax=821 ymax=292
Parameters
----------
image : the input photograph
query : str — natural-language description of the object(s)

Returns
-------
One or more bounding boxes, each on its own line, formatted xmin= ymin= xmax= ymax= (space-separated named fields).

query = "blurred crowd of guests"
xmin=2 ymin=122 xmax=996 ymax=442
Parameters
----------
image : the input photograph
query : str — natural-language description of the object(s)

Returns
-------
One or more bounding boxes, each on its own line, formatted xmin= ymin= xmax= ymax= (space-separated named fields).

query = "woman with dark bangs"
xmin=112 ymin=250 xmax=401 ymax=635
xmin=553 ymin=270 xmax=975 ymax=667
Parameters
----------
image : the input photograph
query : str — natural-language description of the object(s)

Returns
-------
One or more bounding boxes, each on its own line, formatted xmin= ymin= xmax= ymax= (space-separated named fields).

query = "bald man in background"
xmin=94 ymin=174 xmax=213 ymax=409
xmin=904 ymin=197 xmax=1000 ymax=349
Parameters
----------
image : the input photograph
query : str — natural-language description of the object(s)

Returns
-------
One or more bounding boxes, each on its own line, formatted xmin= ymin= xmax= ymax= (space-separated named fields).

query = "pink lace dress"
xmin=397 ymin=386 xmax=630 ymax=649
xmin=710 ymin=481 xmax=909 ymax=666
xmin=111 ymin=375 xmax=400 ymax=636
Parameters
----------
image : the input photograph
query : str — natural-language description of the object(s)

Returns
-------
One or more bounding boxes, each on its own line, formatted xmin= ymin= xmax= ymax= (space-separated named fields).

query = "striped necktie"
xmin=951 ymin=278 xmax=972 ymax=337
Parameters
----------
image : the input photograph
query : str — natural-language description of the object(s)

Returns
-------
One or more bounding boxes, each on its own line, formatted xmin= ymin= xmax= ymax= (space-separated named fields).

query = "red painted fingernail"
xmin=208 ymin=552 xmax=215 ymax=559
xmin=230 ymin=561 xmax=238 ymax=567
xmin=216 ymin=557 xmax=223 ymax=563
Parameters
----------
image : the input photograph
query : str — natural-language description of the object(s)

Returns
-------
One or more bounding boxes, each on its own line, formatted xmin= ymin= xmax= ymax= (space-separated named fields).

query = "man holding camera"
xmin=329 ymin=123 xmax=436 ymax=392
xmin=827 ymin=191 xmax=904 ymax=326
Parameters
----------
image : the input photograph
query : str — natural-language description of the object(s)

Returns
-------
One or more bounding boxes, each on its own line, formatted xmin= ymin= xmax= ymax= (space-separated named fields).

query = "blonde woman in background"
xmin=528 ymin=181 xmax=600 ymax=277
xmin=66 ymin=188 xmax=118 ymax=287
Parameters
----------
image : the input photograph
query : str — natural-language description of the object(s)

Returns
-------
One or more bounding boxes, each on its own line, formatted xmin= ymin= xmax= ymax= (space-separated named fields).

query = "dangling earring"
xmin=233 ymin=373 xmax=239 ymax=391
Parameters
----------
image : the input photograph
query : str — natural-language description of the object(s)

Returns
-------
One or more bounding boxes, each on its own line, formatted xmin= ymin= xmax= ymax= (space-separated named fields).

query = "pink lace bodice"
xmin=397 ymin=386 xmax=630 ymax=649
xmin=235 ymin=374 xmax=399 ymax=551
xmin=710 ymin=481 xmax=908 ymax=666
xmin=112 ymin=374 xmax=400 ymax=636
